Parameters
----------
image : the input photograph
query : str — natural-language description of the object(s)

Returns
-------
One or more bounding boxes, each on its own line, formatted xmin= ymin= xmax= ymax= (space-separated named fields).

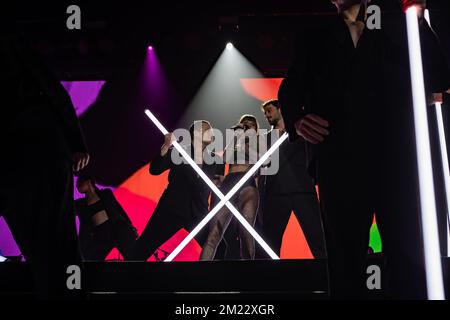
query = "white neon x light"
xmin=424 ymin=9 xmax=450 ymax=258
xmin=405 ymin=6 xmax=445 ymax=300
xmin=145 ymin=109 xmax=288 ymax=261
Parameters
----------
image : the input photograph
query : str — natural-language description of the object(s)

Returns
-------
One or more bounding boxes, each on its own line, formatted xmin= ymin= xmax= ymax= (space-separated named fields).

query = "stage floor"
xmin=0 ymin=258 xmax=448 ymax=299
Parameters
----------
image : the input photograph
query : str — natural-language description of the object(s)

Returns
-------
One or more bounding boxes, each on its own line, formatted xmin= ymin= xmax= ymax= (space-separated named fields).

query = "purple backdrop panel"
xmin=61 ymin=81 xmax=106 ymax=116
xmin=0 ymin=217 xmax=21 ymax=258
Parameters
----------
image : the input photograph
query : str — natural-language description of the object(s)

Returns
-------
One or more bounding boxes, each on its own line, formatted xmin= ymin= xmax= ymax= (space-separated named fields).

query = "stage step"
xmin=1 ymin=258 xmax=448 ymax=299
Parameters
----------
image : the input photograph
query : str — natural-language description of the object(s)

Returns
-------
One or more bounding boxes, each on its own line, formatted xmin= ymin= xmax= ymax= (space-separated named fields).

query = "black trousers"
xmin=318 ymin=153 xmax=427 ymax=299
xmin=0 ymin=108 xmax=82 ymax=299
xmin=256 ymin=193 xmax=326 ymax=259
xmin=128 ymin=200 xmax=207 ymax=261
xmin=80 ymin=219 xmax=137 ymax=261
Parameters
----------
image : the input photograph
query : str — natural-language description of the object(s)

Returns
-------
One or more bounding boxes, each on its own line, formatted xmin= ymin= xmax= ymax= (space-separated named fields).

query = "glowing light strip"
xmin=405 ymin=6 xmax=445 ymax=300
xmin=424 ymin=9 xmax=430 ymax=24
xmin=424 ymin=9 xmax=450 ymax=258
xmin=145 ymin=109 xmax=287 ymax=261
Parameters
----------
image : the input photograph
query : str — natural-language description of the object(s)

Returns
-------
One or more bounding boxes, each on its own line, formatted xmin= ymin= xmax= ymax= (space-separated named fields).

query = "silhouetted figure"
xmin=279 ymin=0 xmax=450 ymax=299
xmin=0 ymin=31 xmax=89 ymax=299
xmin=75 ymin=176 xmax=137 ymax=261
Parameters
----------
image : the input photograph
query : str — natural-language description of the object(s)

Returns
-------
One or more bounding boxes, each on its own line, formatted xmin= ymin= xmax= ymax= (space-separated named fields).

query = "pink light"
xmin=148 ymin=45 xmax=154 ymax=51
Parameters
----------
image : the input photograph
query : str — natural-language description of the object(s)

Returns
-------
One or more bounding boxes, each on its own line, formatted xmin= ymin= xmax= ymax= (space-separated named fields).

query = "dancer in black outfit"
xmin=129 ymin=120 xmax=223 ymax=260
xmin=75 ymin=176 xmax=138 ymax=261
xmin=256 ymin=100 xmax=326 ymax=259
xmin=0 ymin=30 xmax=89 ymax=298
xmin=279 ymin=0 xmax=450 ymax=298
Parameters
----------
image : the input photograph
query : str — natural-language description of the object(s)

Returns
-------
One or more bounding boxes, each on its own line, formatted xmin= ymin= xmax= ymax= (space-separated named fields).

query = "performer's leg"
xmin=200 ymin=206 xmax=233 ymax=261
xmin=254 ymin=187 xmax=266 ymax=259
xmin=292 ymin=193 xmax=327 ymax=259
xmin=319 ymin=169 xmax=374 ymax=299
xmin=128 ymin=202 xmax=182 ymax=261
xmin=204 ymin=191 xmax=229 ymax=260
xmin=237 ymin=186 xmax=259 ymax=260
xmin=258 ymin=194 xmax=293 ymax=258
xmin=223 ymin=220 xmax=241 ymax=260
xmin=83 ymin=220 xmax=132 ymax=261
xmin=83 ymin=221 xmax=117 ymax=261
xmin=113 ymin=220 xmax=137 ymax=260
xmin=2 ymin=128 xmax=82 ymax=299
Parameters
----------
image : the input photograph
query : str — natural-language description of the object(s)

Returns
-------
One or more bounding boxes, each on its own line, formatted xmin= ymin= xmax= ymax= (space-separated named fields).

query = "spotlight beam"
xmin=424 ymin=9 xmax=450 ymax=258
xmin=145 ymin=109 xmax=287 ymax=261
xmin=405 ymin=6 xmax=445 ymax=300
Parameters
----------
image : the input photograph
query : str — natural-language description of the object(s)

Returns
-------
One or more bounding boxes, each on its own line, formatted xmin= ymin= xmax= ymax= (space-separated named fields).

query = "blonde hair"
xmin=238 ymin=114 xmax=259 ymax=131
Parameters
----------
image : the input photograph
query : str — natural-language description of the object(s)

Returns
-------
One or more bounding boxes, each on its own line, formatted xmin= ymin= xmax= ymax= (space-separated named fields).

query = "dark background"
xmin=2 ymin=0 xmax=449 ymax=186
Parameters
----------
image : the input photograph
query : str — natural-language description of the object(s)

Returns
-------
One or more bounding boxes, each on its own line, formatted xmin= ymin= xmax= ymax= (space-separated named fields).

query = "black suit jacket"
xmin=150 ymin=146 xmax=224 ymax=224
xmin=260 ymin=130 xmax=315 ymax=195
xmin=0 ymin=31 xmax=87 ymax=156
xmin=279 ymin=14 xmax=450 ymax=176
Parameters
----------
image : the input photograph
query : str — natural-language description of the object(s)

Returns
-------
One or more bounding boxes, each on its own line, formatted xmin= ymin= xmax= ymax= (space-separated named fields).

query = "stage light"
xmin=177 ymin=42 xmax=266 ymax=133
xmin=0 ymin=255 xmax=6 ymax=263
xmin=145 ymin=109 xmax=286 ymax=261
xmin=226 ymin=42 xmax=233 ymax=50
xmin=424 ymin=9 xmax=450 ymax=258
xmin=405 ymin=6 xmax=445 ymax=300
xmin=148 ymin=45 xmax=154 ymax=51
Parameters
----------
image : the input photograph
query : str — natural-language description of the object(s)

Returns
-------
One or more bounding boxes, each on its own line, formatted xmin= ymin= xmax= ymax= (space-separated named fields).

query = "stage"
xmin=4 ymin=257 xmax=447 ymax=300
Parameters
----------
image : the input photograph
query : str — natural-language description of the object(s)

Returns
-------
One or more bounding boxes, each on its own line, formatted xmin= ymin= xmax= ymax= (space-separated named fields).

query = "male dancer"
xmin=256 ymin=99 xmax=326 ymax=259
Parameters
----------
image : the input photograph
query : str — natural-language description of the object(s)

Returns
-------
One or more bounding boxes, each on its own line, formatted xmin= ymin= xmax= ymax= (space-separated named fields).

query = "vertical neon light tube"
xmin=424 ymin=9 xmax=450 ymax=258
xmin=405 ymin=6 xmax=445 ymax=300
